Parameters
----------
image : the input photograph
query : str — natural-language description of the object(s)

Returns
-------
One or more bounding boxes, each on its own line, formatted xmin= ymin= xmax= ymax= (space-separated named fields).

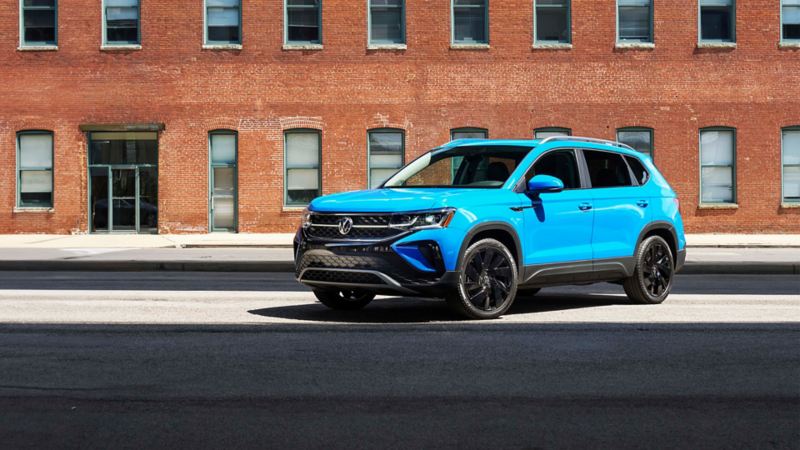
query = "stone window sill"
xmin=202 ymin=44 xmax=243 ymax=51
xmin=367 ymin=44 xmax=407 ymax=51
xmin=780 ymin=202 xmax=800 ymax=209
xmin=615 ymin=42 xmax=655 ymax=50
xmin=696 ymin=42 xmax=736 ymax=49
xmin=282 ymin=206 xmax=307 ymax=212
xmin=532 ymin=43 xmax=572 ymax=50
xmin=698 ymin=203 xmax=739 ymax=210
xmin=283 ymin=44 xmax=323 ymax=51
xmin=17 ymin=45 xmax=58 ymax=52
xmin=101 ymin=44 xmax=142 ymax=51
xmin=779 ymin=42 xmax=800 ymax=49
xmin=13 ymin=207 xmax=54 ymax=213
xmin=450 ymin=43 xmax=490 ymax=50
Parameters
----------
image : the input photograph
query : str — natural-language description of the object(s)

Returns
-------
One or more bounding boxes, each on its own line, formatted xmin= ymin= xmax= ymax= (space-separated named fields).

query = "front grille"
xmin=306 ymin=213 xmax=403 ymax=241
xmin=301 ymin=269 xmax=385 ymax=285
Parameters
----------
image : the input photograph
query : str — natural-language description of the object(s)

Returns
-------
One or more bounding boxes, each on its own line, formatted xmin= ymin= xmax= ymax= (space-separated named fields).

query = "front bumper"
xmin=294 ymin=230 xmax=458 ymax=297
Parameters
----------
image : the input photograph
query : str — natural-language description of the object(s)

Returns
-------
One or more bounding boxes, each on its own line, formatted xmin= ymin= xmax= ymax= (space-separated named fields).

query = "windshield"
xmin=382 ymin=146 xmax=532 ymax=188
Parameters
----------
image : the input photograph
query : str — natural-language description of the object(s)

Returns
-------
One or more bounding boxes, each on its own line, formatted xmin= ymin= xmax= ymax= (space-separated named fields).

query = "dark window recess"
xmin=207 ymin=0 xmax=240 ymax=43
xmin=89 ymin=139 xmax=157 ymax=165
xmin=625 ymin=156 xmax=650 ymax=185
xmin=527 ymin=150 xmax=581 ymax=189
xmin=370 ymin=0 xmax=403 ymax=44
xmin=584 ymin=151 xmax=633 ymax=188
xmin=105 ymin=0 xmax=139 ymax=43
xmin=453 ymin=0 xmax=487 ymax=44
xmin=784 ymin=2 xmax=800 ymax=40
xmin=23 ymin=0 xmax=56 ymax=44
xmin=536 ymin=0 xmax=570 ymax=43
xmin=287 ymin=0 xmax=321 ymax=43
xmin=700 ymin=4 xmax=733 ymax=41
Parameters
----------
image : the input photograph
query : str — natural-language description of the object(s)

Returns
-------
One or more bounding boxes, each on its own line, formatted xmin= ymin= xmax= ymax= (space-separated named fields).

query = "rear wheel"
xmin=624 ymin=235 xmax=675 ymax=304
xmin=313 ymin=288 xmax=375 ymax=310
xmin=446 ymin=238 xmax=519 ymax=319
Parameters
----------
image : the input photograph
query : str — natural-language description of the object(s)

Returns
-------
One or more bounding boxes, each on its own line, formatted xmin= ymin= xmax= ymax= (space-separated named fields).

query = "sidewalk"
xmin=0 ymin=233 xmax=797 ymax=274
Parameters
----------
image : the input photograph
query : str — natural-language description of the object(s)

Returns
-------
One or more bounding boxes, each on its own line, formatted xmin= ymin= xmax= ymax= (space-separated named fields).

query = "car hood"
xmin=308 ymin=188 xmax=495 ymax=213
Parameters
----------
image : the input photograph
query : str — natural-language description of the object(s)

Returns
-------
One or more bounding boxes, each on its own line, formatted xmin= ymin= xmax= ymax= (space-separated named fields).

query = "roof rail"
xmin=538 ymin=135 xmax=635 ymax=151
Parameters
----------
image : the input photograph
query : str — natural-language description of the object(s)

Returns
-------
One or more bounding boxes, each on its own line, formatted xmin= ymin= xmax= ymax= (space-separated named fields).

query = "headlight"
xmin=300 ymin=208 xmax=312 ymax=229
xmin=390 ymin=208 xmax=456 ymax=230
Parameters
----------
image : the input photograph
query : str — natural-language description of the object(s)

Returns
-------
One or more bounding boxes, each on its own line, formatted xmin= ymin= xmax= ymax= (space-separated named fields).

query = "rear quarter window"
xmin=584 ymin=150 xmax=633 ymax=188
xmin=625 ymin=156 xmax=650 ymax=186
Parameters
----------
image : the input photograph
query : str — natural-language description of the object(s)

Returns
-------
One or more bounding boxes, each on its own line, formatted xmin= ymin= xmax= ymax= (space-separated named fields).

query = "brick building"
xmin=1 ymin=0 xmax=798 ymax=234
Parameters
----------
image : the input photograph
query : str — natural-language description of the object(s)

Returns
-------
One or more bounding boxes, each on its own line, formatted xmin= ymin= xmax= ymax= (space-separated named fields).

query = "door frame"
xmin=208 ymin=130 xmax=238 ymax=233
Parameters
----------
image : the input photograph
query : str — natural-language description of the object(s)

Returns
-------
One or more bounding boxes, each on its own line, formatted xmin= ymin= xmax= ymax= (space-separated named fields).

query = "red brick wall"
xmin=0 ymin=0 xmax=798 ymax=234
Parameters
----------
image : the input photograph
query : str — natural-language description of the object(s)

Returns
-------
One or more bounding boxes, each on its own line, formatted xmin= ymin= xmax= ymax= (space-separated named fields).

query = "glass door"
xmin=111 ymin=168 xmax=137 ymax=232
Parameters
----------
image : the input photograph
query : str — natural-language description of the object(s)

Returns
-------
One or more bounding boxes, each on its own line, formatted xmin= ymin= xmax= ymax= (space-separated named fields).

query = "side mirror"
xmin=527 ymin=175 xmax=564 ymax=194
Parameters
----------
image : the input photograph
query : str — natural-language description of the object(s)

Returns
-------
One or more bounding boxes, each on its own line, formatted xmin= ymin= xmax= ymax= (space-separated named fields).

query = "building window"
xmin=369 ymin=0 xmax=404 ymax=45
xmin=535 ymin=127 xmax=571 ymax=139
xmin=618 ymin=0 xmax=652 ymax=43
xmin=205 ymin=0 xmax=241 ymax=44
xmin=700 ymin=128 xmax=736 ymax=204
xmin=452 ymin=0 xmax=488 ymax=45
xmin=285 ymin=130 xmax=321 ymax=206
xmin=783 ymin=128 xmax=800 ymax=203
xmin=617 ymin=127 xmax=654 ymax=159
xmin=103 ymin=0 xmax=140 ymax=45
xmin=17 ymin=131 xmax=53 ymax=208
xmin=368 ymin=129 xmax=404 ymax=189
xmin=209 ymin=131 xmax=238 ymax=231
xmin=451 ymin=127 xmax=488 ymax=140
xmin=286 ymin=0 xmax=321 ymax=45
xmin=20 ymin=0 xmax=57 ymax=47
xmin=534 ymin=0 xmax=570 ymax=44
xmin=783 ymin=0 xmax=800 ymax=42
xmin=699 ymin=0 xmax=735 ymax=43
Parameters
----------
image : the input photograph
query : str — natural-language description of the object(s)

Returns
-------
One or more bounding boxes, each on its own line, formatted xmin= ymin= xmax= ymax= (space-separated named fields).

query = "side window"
xmin=584 ymin=150 xmax=633 ymax=188
xmin=526 ymin=149 xmax=581 ymax=189
xmin=625 ymin=156 xmax=650 ymax=185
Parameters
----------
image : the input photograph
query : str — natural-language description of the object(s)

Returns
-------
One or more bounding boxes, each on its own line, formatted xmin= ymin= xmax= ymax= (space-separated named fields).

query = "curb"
xmin=0 ymin=260 xmax=797 ymax=275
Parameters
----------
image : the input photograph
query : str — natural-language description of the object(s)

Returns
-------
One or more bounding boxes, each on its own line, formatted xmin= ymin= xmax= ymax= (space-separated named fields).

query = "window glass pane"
xmin=783 ymin=166 xmax=800 ymax=200
xmin=370 ymin=169 xmax=398 ymax=188
xmin=211 ymin=134 xmax=236 ymax=164
xmin=617 ymin=130 xmax=652 ymax=156
xmin=23 ymin=10 xmax=56 ymax=43
xmin=701 ymin=166 xmax=733 ymax=203
xmin=21 ymin=170 xmax=53 ymax=193
xmin=536 ymin=2 xmax=569 ymax=42
xmin=453 ymin=2 xmax=486 ymax=43
xmin=619 ymin=5 xmax=650 ymax=41
xmin=626 ymin=156 xmax=650 ymax=185
xmin=370 ymin=154 xmax=403 ymax=169
xmin=287 ymin=2 xmax=320 ymax=43
xmin=700 ymin=6 xmax=733 ymax=41
xmin=535 ymin=129 xmax=570 ymax=139
xmin=286 ymin=133 xmax=320 ymax=167
xmin=584 ymin=151 xmax=633 ymax=188
xmin=784 ymin=5 xmax=800 ymax=39
xmin=107 ymin=0 xmax=138 ymax=6
xmin=24 ymin=0 xmax=56 ymax=6
xmin=213 ymin=196 xmax=235 ymax=228
xmin=369 ymin=132 xmax=403 ymax=153
xmin=784 ymin=130 xmax=800 ymax=164
xmin=700 ymin=130 xmax=734 ymax=166
xmin=207 ymin=0 xmax=239 ymax=6
xmin=371 ymin=6 xmax=403 ymax=43
xmin=213 ymin=167 xmax=235 ymax=195
xmin=287 ymin=169 xmax=319 ymax=189
xmin=20 ymin=134 xmax=53 ymax=168
xmin=452 ymin=130 xmax=487 ymax=139
xmin=208 ymin=7 xmax=238 ymax=26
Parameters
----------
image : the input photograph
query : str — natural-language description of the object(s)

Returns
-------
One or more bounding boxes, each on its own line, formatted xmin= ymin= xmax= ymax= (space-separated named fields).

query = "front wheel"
xmin=446 ymin=238 xmax=519 ymax=320
xmin=313 ymin=288 xmax=375 ymax=310
xmin=624 ymin=235 xmax=675 ymax=304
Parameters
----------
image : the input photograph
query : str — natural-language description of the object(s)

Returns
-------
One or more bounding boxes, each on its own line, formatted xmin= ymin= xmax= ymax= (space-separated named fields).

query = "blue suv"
xmin=294 ymin=136 xmax=686 ymax=319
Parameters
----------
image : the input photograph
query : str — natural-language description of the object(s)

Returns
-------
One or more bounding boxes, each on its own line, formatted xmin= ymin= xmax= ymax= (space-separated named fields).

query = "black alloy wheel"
xmin=624 ymin=235 xmax=675 ymax=304
xmin=447 ymin=238 xmax=519 ymax=319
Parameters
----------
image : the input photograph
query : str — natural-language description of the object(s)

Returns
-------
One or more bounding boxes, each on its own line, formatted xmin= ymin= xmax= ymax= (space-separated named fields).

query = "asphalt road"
xmin=0 ymin=272 xmax=798 ymax=449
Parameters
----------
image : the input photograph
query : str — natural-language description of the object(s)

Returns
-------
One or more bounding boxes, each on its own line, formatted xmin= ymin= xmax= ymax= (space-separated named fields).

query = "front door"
xmin=111 ymin=168 xmax=137 ymax=232
xmin=520 ymin=149 xmax=594 ymax=266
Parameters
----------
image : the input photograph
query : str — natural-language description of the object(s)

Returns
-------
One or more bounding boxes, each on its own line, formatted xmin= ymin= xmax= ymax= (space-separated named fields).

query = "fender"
xmin=455 ymin=221 xmax=524 ymax=274
xmin=636 ymin=221 xmax=679 ymax=258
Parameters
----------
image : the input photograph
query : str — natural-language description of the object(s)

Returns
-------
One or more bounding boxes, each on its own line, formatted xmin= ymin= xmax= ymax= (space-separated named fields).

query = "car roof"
xmin=439 ymin=138 xmax=647 ymax=160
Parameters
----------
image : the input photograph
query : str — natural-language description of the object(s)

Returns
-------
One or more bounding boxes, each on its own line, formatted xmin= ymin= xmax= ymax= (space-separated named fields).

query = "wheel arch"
xmin=457 ymin=222 xmax=524 ymax=274
xmin=636 ymin=221 xmax=678 ymax=260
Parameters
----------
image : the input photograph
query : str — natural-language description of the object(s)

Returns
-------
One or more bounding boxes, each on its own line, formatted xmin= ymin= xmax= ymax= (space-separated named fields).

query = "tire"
xmin=313 ymin=288 xmax=375 ymax=310
xmin=446 ymin=238 xmax=519 ymax=319
xmin=624 ymin=235 xmax=675 ymax=304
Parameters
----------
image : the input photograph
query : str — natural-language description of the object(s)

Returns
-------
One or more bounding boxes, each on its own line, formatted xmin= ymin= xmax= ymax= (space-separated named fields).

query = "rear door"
xmin=519 ymin=148 xmax=594 ymax=266
xmin=583 ymin=149 xmax=651 ymax=262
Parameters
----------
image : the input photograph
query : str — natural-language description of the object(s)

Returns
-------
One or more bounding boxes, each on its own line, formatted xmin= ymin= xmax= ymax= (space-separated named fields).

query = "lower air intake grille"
xmin=301 ymin=269 xmax=385 ymax=285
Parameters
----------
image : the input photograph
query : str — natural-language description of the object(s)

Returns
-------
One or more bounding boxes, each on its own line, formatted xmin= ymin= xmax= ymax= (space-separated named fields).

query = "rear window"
xmin=584 ymin=150 xmax=633 ymax=188
xmin=625 ymin=156 xmax=650 ymax=185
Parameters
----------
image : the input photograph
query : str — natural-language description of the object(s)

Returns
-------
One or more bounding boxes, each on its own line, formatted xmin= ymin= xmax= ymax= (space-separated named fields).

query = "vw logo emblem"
xmin=338 ymin=217 xmax=353 ymax=235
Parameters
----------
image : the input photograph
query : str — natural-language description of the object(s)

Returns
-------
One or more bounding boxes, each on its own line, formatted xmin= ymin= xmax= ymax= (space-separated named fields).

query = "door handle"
xmin=636 ymin=200 xmax=649 ymax=208
xmin=578 ymin=203 xmax=592 ymax=211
